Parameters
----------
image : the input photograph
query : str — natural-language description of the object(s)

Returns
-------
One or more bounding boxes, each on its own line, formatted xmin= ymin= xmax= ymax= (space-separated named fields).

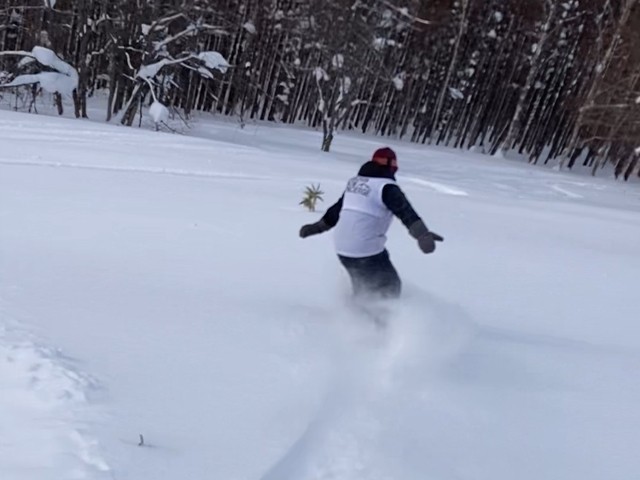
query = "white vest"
xmin=334 ymin=176 xmax=395 ymax=258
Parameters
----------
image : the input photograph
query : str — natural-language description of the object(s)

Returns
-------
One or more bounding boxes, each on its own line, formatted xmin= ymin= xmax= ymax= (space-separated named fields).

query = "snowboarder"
xmin=299 ymin=147 xmax=443 ymax=299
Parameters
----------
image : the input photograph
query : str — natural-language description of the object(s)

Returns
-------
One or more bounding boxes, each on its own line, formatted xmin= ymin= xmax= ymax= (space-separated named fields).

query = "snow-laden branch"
xmin=143 ymin=13 xmax=228 ymax=45
xmin=137 ymin=57 xmax=189 ymax=79
xmin=375 ymin=0 xmax=432 ymax=25
xmin=197 ymin=52 xmax=229 ymax=73
xmin=125 ymin=50 xmax=228 ymax=128
xmin=0 ymin=46 xmax=78 ymax=96
xmin=580 ymin=103 xmax=636 ymax=112
xmin=148 ymin=12 xmax=186 ymax=31
xmin=0 ymin=50 xmax=34 ymax=58
xmin=136 ymin=51 xmax=229 ymax=80
xmin=152 ymin=25 xmax=197 ymax=52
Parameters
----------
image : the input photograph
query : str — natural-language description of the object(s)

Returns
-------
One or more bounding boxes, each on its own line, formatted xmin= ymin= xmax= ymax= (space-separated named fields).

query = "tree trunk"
xmin=54 ymin=92 xmax=63 ymax=115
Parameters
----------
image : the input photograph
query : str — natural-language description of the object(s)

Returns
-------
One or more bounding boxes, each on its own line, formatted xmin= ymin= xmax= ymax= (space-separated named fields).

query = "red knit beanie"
xmin=372 ymin=147 xmax=398 ymax=172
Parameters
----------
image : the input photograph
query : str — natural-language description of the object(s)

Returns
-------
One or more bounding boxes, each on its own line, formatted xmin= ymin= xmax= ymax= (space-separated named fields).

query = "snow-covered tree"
xmin=0 ymin=46 xmax=78 ymax=114
xmin=0 ymin=0 xmax=639 ymax=179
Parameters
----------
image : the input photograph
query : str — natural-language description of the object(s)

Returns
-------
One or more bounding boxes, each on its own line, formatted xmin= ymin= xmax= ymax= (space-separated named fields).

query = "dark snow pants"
xmin=338 ymin=249 xmax=401 ymax=299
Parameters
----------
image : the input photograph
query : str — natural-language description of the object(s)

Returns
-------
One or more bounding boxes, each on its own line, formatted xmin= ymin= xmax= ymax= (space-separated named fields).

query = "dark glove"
xmin=409 ymin=220 xmax=444 ymax=254
xmin=299 ymin=219 xmax=331 ymax=238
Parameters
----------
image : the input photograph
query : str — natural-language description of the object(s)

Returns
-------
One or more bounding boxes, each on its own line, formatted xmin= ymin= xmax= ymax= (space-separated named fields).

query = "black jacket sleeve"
xmin=320 ymin=195 xmax=344 ymax=228
xmin=382 ymin=184 xmax=421 ymax=229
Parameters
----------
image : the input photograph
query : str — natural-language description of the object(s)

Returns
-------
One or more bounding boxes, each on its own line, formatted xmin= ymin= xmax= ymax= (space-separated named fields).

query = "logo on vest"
xmin=346 ymin=177 xmax=371 ymax=196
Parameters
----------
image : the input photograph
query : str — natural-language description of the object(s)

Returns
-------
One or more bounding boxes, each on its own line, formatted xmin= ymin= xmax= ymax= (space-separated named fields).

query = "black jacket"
xmin=321 ymin=161 xmax=421 ymax=229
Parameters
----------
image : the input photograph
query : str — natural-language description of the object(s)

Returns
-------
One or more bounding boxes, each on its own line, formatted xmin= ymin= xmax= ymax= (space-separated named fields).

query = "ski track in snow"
xmin=550 ymin=184 xmax=584 ymax=199
xmin=402 ymin=176 xmax=469 ymax=196
xmin=0 ymin=158 xmax=349 ymax=189
xmin=260 ymin=291 xmax=477 ymax=480
xmin=0 ymin=318 xmax=109 ymax=480
xmin=0 ymin=158 xmax=281 ymax=182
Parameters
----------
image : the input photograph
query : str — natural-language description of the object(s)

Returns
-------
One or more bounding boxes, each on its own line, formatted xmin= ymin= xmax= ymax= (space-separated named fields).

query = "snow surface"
xmin=0 ymin=316 xmax=109 ymax=479
xmin=1 ymin=109 xmax=640 ymax=480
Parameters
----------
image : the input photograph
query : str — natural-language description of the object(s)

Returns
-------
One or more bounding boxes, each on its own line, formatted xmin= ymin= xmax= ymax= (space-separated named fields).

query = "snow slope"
xmin=1 ymin=110 xmax=639 ymax=479
xmin=0 ymin=318 xmax=108 ymax=480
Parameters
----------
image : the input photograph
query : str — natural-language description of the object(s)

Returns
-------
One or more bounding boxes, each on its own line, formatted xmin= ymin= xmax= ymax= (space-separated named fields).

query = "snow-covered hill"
xmin=1 ymin=110 xmax=639 ymax=480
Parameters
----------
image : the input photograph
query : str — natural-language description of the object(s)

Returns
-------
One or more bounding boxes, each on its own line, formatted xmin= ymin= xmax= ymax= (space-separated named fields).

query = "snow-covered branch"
xmin=152 ymin=25 xmax=197 ymax=52
xmin=0 ymin=46 xmax=78 ymax=96
xmin=136 ymin=52 xmax=229 ymax=80
xmin=0 ymin=50 xmax=35 ymax=58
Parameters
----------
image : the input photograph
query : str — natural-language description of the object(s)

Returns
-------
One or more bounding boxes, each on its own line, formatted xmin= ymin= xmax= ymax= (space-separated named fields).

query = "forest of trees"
xmin=1 ymin=0 xmax=639 ymax=179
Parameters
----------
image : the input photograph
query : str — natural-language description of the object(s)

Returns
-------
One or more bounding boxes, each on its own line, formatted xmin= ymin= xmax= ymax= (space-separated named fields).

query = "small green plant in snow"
xmin=299 ymin=184 xmax=324 ymax=212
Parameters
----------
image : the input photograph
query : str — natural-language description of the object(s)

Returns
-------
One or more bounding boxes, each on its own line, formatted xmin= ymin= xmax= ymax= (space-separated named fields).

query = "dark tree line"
xmin=1 ymin=0 xmax=639 ymax=179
